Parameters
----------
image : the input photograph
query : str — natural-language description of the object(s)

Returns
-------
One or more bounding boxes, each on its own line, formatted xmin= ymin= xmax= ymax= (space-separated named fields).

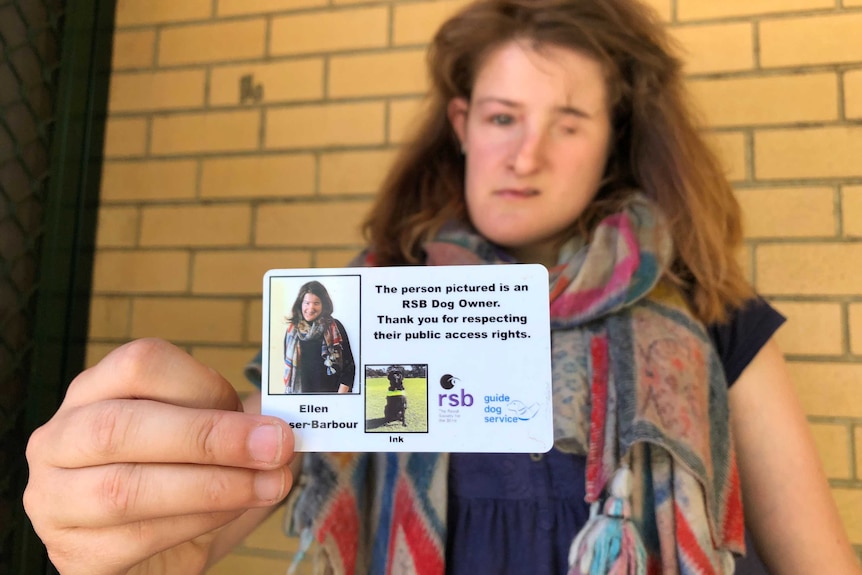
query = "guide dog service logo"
xmin=438 ymin=374 xmax=539 ymax=424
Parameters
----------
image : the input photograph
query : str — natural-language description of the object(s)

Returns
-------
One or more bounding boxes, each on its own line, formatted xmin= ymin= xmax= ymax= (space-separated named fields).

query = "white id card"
xmin=261 ymin=265 xmax=553 ymax=453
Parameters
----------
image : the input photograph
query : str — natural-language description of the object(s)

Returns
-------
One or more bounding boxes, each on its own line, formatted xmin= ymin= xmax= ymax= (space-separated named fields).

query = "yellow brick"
xmin=760 ymin=14 xmax=862 ymax=68
xmin=92 ymin=251 xmax=189 ymax=294
xmin=159 ymin=20 xmax=266 ymax=66
xmin=256 ymin=201 xmax=371 ymax=246
xmin=809 ymin=424 xmax=852 ymax=479
xmin=688 ymin=74 xmax=837 ymax=128
xmin=671 ymin=24 xmax=754 ymax=75
xmin=389 ymin=97 xmax=428 ymax=144
xmin=756 ymin=127 xmax=862 ymax=180
xmin=640 ymin=0 xmax=671 ymax=21
xmin=856 ymin=427 xmax=862 ymax=480
xmin=320 ymin=150 xmax=396 ymax=196
xmin=737 ymin=187 xmax=835 ymax=239
xmin=770 ymin=301 xmax=843 ymax=356
xmin=210 ymin=59 xmax=324 ymax=107
xmin=189 ymin=346 xmax=261 ymax=394
xmin=244 ymin=510 xmax=305 ymax=552
xmin=248 ymin=300 xmax=263 ymax=343
xmin=115 ymin=0 xmax=210 ymax=26
xmin=393 ymin=0 xmax=470 ymax=45
xmin=88 ymin=297 xmax=131 ymax=339
xmin=832 ymin=489 xmax=862 ymax=544
xmin=86 ymin=343 xmax=117 ymax=369
xmin=737 ymin=244 xmax=753 ymax=284
xmin=95 ymin=207 xmax=138 ymax=248
xmin=103 ymin=118 xmax=147 ymax=158
xmin=789 ymin=362 xmax=862 ymax=417
xmin=112 ymin=30 xmax=155 ymax=70
xmin=131 ymin=298 xmax=244 ymax=343
xmin=315 ymin=249 xmax=362 ymax=268
xmin=109 ymin=70 xmax=205 ymax=113
xmin=140 ymin=205 xmax=252 ymax=247
xmin=151 ymin=111 xmax=260 ymax=155
xmin=192 ymin=250 xmax=312 ymax=294
xmin=217 ymin=0 xmax=325 ymax=17
xmin=101 ymin=160 xmax=198 ymax=202
xmin=678 ymin=0 xmax=831 ymax=21
xmin=329 ymin=51 xmax=428 ymax=98
xmin=704 ymin=131 xmax=747 ymax=182
xmin=848 ymin=70 xmax=862 ymax=119
xmin=209 ymin=554 xmax=293 ymax=575
xmin=266 ymin=103 xmax=385 ymax=149
xmin=843 ymin=187 xmax=862 ymax=237
xmin=270 ymin=8 xmax=387 ymax=56
xmin=201 ymin=155 xmax=316 ymax=199
xmin=850 ymin=304 xmax=862 ymax=356
xmin=757 ymin=244 xmax=862 ymax=296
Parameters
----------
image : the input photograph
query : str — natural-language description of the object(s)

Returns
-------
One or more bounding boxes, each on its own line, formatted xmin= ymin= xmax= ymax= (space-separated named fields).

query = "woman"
xmin=282 ymin=2 xmax=858 ymax=573
xmin=22 ymin=0 xmax=860 ymax=574
xmin=281 ymin=281 xmax=355 ymax=394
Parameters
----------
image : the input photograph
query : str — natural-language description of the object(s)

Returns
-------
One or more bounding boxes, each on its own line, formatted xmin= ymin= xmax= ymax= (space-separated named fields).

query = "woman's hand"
xmin=24 ymin=339 xmax=295 ymax=575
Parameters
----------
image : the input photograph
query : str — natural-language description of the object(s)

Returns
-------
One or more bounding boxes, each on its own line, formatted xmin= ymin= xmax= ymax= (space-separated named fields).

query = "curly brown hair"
xmin=363 ymin=0 xmax=751 ymax=323
xmin=287 ymin=280 xmax=334 ymax=325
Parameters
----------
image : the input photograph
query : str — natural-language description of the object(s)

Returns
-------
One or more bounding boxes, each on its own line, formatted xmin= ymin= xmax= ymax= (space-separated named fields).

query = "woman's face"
xmin=301 ymin=293 xmax=323 ymax=322
xmin=448 ymin=41 xmax=612 ymax=267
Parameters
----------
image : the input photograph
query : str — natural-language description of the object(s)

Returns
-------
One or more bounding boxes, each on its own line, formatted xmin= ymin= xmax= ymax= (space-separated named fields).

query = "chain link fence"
xmin=1 ymin=0 xmax=64 ymax=571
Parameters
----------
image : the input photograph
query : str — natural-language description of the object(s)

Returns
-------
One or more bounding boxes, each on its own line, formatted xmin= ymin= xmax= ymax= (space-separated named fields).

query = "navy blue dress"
xmin=445 ymin=299 xmax=785 ymax=575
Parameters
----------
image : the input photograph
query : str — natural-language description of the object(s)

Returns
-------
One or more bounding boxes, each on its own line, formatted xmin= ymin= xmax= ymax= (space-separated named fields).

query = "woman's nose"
xmin=510 ymin=130 xmax=546 ymax=176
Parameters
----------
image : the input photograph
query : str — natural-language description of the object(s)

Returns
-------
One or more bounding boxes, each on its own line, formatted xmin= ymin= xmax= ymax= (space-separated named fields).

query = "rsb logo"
xmin=438 ymin=374 xmax=474 ymax=407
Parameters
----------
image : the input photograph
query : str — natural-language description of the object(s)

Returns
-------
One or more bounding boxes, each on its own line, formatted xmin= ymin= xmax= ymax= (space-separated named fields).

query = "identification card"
xmin=261 ymin=265 xmax=552 ymax=453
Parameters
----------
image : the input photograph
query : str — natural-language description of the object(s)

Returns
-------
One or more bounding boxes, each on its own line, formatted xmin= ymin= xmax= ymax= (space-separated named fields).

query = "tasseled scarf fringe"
xmin=568 ymin=466 xmax=647 ymax=575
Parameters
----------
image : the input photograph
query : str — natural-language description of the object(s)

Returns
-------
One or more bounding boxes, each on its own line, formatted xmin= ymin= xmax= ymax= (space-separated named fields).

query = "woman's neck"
xmin=506 ymin=242 xmax=561 ymax=269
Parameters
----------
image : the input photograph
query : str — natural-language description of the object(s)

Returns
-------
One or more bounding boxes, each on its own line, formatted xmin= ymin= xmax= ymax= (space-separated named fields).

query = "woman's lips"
xmin=494 ymin=188 xmax=539 ymax=198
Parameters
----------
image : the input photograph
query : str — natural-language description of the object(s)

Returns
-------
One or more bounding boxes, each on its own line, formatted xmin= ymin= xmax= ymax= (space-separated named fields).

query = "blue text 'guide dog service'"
xmin=261 ymin=265 xmax=553 ymax=453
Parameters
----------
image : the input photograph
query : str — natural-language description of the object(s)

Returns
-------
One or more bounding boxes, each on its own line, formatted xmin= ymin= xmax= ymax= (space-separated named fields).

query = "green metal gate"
xmin=1 ymin=0 xmax=115 ymax=572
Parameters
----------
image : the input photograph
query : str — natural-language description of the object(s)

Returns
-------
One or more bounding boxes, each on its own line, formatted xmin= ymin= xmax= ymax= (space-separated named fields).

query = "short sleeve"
xmin=706 ymin=298 xmax=786 ymax=386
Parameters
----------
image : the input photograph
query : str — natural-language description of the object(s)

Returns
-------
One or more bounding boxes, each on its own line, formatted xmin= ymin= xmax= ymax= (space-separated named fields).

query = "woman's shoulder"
xmin=706 ymin=297 xmax=786 ymax=386
xmin=348 ymin=249 xmax=376 ymax=267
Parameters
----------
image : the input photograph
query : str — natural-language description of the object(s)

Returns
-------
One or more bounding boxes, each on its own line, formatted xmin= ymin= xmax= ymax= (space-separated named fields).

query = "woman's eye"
xmin=489 ymin=114 xmax=514 ymax=126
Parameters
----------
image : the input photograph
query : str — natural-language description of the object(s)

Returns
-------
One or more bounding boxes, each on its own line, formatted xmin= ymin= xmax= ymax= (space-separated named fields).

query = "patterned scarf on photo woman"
xmin=283 ymin=318 xmax=345 ymax=393
xmin=281 ymin=194 xmax=745 ymax=574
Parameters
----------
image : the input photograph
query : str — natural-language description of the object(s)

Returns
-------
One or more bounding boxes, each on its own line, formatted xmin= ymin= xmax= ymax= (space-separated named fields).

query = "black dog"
xmin=383 ymin=367 xmax=407 ymax=427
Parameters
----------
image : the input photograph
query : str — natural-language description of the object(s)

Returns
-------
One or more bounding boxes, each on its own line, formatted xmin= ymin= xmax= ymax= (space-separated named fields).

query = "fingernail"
xmin=254 ymin=469 xmax=285 ymax=502
xmin=248 ymin=424 xmax=282 ymax=464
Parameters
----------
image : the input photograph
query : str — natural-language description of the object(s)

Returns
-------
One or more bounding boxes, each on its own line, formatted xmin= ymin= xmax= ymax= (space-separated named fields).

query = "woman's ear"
xmin=447 ymin=97 xmax=469 ymax=151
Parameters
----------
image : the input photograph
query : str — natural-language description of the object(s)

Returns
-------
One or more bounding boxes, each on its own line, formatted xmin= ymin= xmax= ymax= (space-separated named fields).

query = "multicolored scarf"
xmin=283 ymin=318 xmax=345 ymax=393
xmin=283 ymin=196 xmax=744 ymax=574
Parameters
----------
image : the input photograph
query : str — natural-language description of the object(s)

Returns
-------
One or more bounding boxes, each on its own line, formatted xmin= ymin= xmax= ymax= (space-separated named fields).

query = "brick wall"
xmin=92 ymin=0 xmax=862 ymax=570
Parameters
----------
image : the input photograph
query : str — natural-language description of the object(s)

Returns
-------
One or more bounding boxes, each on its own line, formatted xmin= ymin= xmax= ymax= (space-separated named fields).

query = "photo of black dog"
xmin=383 ymin=366 xmax=407 ymax=427
xmin=365 ymin=363 xmax=427 ymax=433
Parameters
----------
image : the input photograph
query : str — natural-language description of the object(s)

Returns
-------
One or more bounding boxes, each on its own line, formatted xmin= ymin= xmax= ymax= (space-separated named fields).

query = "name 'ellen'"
xmin=299 ymin=404 xmax=328 ymax=413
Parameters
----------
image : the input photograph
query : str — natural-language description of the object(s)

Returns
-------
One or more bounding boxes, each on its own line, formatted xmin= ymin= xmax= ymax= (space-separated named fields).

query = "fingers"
xmin=40 ymin=463 xmax=290 ymax=527
xmin=44 ymin=510 xmax=243 ymax=575
xmin=62 ymin=339 xmax=241 ymax=412
xmin=22 ymin=340 xmax=284 ymax=575
xmin=33 ymin=400 xmax=292 ymax=469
